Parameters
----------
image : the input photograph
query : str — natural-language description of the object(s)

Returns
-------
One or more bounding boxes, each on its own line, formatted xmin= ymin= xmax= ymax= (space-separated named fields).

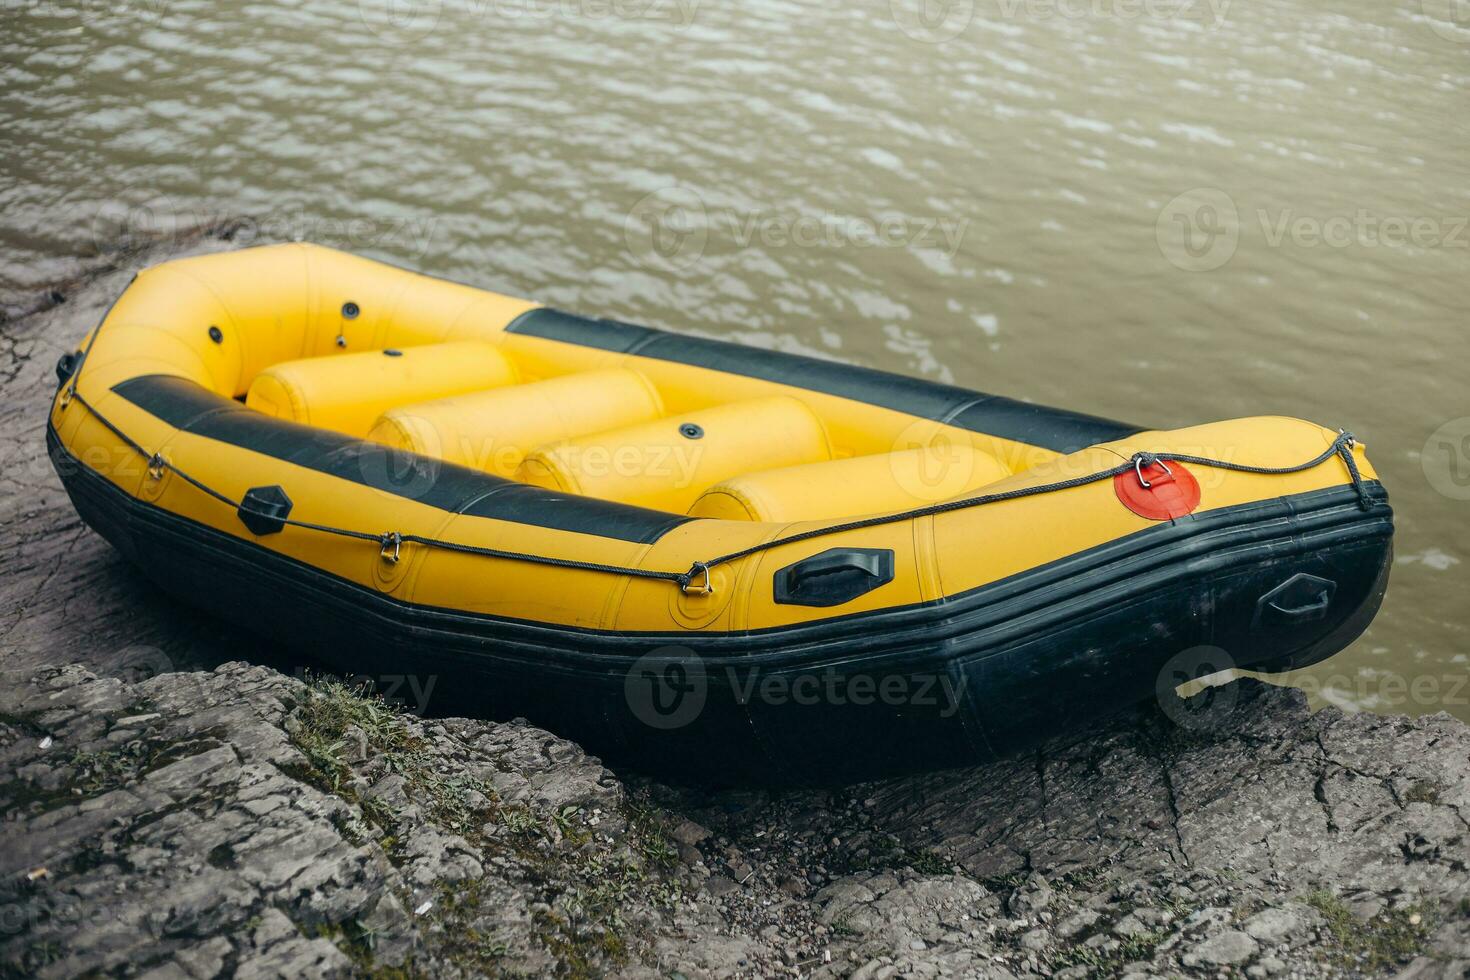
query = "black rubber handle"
xmin=1268 ymin=590 xmax=1332 ymax=621
xmin=774 ymin=548 xmax=895 ymax=607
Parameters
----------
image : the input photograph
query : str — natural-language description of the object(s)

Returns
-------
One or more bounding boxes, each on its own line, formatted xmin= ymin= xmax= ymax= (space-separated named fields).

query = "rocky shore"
xmin=3 ymin=233 xmax=1468 ymax=978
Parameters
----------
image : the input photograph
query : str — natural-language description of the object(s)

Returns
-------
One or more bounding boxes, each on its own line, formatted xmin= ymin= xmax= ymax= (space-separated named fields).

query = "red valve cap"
xmin=1114 ymin=461 xmax=1201 ymax=521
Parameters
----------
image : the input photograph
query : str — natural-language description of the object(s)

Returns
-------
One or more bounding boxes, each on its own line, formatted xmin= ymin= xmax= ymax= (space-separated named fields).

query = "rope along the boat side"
xmin=61 ymin=387 xmax=1370 ymax=593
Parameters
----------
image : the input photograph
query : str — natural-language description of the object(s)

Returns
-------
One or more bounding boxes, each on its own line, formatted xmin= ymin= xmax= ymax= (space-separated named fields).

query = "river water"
xmin=3 ymin=0 xmax=1467 ymax=719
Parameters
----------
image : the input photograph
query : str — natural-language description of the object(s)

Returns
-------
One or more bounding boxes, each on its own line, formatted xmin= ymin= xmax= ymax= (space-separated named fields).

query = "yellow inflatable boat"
xmin=48 ymin=244 xmax=1393 ymax=782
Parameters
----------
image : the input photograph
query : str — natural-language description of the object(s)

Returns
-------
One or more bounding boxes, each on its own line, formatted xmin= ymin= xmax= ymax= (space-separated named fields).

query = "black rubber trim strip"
xmin=506 ymin=308 xmax=1143 ymax=453
xmin=109 ymin=375 xmax=694 ymax=545
xmin=51 ymin=420 xmax=1390 ymax=665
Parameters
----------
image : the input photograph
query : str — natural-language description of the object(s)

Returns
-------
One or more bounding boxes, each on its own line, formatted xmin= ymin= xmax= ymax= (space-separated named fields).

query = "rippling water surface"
xmin=3 ymin=0 xmax=1467 ymax=718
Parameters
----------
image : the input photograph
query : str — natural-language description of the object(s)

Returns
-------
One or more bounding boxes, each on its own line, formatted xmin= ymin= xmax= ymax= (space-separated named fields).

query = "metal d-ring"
xmin=379 ymin=532 xmax=403 ymax=565
xmin=682 ymin=561 xmax=714 ymax=596
xmin=147 ymin=453 xmax=167 ymax=481
xmin=1134 ymin=454 xmax=1172 ymax=490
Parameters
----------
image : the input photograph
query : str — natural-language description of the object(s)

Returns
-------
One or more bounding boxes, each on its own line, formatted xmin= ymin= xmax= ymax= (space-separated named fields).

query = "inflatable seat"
xmin=515 ymin=395 xmax=832 ymax=512
xmin=367 ymin=368 xmax=665 ymax=478
xmin=688 ymin=445 xmax=1014 ymax=522
xmin=246 ymin=342 xmax=517 ymax=437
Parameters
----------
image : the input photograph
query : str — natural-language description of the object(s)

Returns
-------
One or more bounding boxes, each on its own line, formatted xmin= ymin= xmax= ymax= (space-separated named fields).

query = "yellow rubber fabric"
xmin=689 ymin=445 xmax=1014 ymax=521
xmin=246 ymin=341 xmax=518 ymax=438
xmin=515 ymin=395 xmax=833 ymax=512
xmin=367 ymin=368 xmax=664 ymax=478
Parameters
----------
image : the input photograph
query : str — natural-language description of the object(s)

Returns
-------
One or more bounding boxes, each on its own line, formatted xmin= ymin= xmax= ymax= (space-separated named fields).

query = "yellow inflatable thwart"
xmin=48 ymin=243 xmax=1393 ymax=783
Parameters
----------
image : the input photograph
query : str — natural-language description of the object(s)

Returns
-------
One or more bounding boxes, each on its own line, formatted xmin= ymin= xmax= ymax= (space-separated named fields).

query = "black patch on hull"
xmin=111 ymin=374 xmax=693 ymax=544
xmin=507 ymin=308 xmax=1143 ymax=453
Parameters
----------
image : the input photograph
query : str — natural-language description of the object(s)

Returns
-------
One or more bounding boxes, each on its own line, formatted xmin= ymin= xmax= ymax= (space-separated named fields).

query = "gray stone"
xmin=704 ymin=875 xmax=739 ymax=897
xmin=1113 ymin=912 xmax=1149 ymax=937
xmin=1056 ymin=908 xmax=1101 ymax=939
xmin=1186 ymin=930 xmax=1259 ymax=966
xmin=670 ymin=818 xmax=711 ymax=846
xmin=1242 ymin=904 xmax=1319 ymax=945
xmin=1019 ymin=929 xmax=1051 ymax=951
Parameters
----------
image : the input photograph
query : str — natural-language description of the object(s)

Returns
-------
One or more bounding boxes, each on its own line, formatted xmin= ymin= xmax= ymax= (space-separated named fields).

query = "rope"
xmin=58 ymin=307 xmax=1370 ymax=593
xmin=682 ymin=431 xmax=1368 ymax=583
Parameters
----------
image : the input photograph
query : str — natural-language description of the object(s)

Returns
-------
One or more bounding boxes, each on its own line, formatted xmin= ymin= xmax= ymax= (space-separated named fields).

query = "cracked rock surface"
xmin=3 ymin=235 xmax=1469 ymax=978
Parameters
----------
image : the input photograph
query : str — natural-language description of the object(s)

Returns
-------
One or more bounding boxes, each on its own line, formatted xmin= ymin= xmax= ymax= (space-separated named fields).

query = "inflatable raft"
xmin=48 ymin=244 xmax=1393 ymax=783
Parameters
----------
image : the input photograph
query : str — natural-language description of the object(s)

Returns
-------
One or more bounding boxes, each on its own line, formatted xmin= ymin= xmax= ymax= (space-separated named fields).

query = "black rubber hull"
xmin=49 ymin=425 xmax=1393 ymax=786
